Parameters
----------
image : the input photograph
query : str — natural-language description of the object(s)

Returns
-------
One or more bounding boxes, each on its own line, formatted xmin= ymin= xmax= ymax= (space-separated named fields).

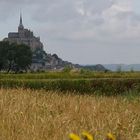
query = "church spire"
xmin=18 ymin=12 xmax=24 ymax=31
xmin=20 ymin=13 xmax=23 ymax=26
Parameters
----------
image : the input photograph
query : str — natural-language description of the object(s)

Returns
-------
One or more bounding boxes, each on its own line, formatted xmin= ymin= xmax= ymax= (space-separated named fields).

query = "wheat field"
xmin=0 ymin=88 xmax=140 ymax=140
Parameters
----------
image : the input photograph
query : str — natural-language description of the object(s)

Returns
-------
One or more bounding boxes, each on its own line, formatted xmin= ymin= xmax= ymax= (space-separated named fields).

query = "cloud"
xmin=29 ymin=0 xmax=140 ymax=43
xmin=0 ymin=0 xmax=140 ymax=64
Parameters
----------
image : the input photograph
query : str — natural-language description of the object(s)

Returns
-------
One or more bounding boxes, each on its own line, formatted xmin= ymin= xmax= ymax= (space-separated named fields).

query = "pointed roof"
xmin=20 ymin=13 xmax=23 ymax=26
xmin=18 ymin=13 xmax=24 ymax=30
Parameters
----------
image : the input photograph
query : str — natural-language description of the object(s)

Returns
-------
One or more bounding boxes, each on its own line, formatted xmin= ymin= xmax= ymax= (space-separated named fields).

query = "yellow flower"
xmin=81 ymin=131 xmax=94 ymax=140
xmin=69 ymin=133 xmax=81 ymax=140
xmin=106 ymin=133 xmax=116 ymax=140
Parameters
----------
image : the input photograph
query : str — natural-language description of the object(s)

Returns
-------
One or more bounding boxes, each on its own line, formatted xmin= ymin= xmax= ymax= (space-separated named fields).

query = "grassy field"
xmin=0 ymin=72 xmax=140 ymax=139
xmin=1 ymin=71 xmax=140 ymax=79
xmin=0 ymin=88 xmax=140 ymax=140
xmin=1 ymin=71 xmax=140 ymax=94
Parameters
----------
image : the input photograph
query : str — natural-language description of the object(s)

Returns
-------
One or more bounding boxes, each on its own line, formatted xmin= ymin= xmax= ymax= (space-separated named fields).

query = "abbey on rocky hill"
xmin=2 ymin=14 xmax=107 ymax=72
xmin=4 ymin=14 xmax=43 ymax=52
xmin=3 ymin=14 xmax=74 ymax=71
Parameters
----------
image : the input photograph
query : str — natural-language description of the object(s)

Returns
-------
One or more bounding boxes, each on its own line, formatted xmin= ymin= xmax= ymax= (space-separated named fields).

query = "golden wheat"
xmin=0 ymin=88 xmax=139 ymax=140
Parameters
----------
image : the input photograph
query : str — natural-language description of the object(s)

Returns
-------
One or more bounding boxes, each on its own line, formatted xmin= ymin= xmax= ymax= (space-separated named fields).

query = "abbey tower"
xmin=4 ymin=14 xmax=43 ymax=51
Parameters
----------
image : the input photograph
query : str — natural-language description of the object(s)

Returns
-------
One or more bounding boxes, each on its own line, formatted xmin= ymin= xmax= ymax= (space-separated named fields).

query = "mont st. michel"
xmin=3 ymin=14 xmax=106 ymax=71
xmin=3 ymin=14 xmax=74 ymax=71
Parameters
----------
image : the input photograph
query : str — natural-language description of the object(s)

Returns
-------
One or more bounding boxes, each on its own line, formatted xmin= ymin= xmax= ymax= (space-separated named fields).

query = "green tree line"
xmin=0 ymin=41 xmax=32 ymax=73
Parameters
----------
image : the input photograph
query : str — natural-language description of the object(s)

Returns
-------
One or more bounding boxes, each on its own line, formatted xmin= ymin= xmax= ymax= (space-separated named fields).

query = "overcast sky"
xmin=0 ymin=0 xmax=140 ymax=64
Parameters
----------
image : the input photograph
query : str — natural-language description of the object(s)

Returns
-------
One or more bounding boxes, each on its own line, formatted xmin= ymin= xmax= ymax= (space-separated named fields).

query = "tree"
xmin=6 ymin=43 xmax=17 ymax=73
xmin=116 ymin=65 xmax=122 ymax=73
xmin=0 ymin=41 xmax=10 ymax=71
xmin=62 ymin=65 xmax=72 ymax=73
xmin=14 ymin=44 xmax=32 ymax=72
xmin=0 ymin=41 xmax=32 ymax=73
xmin=130 ymin=67 xmax=134 ymax=72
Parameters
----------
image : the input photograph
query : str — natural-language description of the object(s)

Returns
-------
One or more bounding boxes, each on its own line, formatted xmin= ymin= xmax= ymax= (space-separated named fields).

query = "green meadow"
xmin=0 ymin=71 xmax=140 ymax=95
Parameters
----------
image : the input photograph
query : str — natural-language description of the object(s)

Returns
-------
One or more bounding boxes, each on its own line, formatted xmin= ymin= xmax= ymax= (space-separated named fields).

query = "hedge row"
xmin=0 ymin=79 xmax=140 ymax=95
xmin=1 ymin=72 xmax=140 ymax=80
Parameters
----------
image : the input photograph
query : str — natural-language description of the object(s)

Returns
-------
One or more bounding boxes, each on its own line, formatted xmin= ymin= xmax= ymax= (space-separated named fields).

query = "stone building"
xmin=4 ymin=14 xmax=43 ymax=51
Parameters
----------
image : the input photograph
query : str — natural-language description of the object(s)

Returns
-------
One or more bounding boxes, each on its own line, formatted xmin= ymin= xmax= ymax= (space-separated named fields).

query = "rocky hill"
xmin=31 ymin=48 xmax=107 ymax=71
xmin=81 ymin=64 xmax=108 ymax=71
